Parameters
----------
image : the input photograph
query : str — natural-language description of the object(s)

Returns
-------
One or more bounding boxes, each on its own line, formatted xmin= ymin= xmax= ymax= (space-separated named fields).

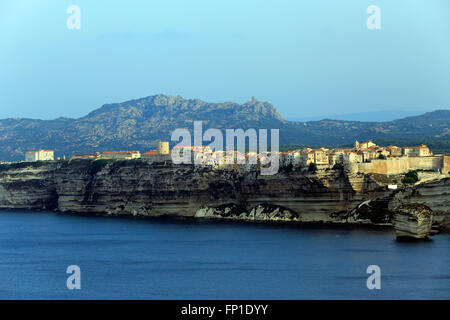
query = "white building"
xmin=25 ymin=150 xmax=54 ymax=162
xmin=280 ymin=150 xmax=301 ymax=166
xmin=402 ymin=145 xmax=432 ymax=157
xmin=70 ymin=154 xmax=99 ymax=160
xmin=286 ymin=150 xmax=301 ymax=165
xmin=101 ymin=151 xmax=141 ymax=160
xmin=342 ymin=152 xmax=362 ymax=164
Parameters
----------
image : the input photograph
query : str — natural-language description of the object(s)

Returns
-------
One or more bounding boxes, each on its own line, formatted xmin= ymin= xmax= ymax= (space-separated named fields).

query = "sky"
xmin=0 ymin=0 xmax=449 ymax=120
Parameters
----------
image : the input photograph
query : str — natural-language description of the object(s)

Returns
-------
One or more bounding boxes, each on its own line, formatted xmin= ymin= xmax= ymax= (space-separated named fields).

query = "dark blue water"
xmin=0 ymin=210 xmax=448 ymax=299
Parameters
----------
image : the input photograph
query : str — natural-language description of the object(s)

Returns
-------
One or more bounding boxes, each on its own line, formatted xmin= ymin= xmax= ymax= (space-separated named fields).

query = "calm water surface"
xmin=0 ymin=210 xmax=448 ymax=299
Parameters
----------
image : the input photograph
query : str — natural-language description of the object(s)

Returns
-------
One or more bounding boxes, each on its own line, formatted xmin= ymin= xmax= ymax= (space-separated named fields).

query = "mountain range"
xmin=287 ymin=110 xmax=430 ymax=122
xmin=0 ymin=94 xmax=449 ymax=161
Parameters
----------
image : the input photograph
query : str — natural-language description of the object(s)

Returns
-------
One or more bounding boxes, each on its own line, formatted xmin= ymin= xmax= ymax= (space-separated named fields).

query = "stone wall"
xmin=443 ymin=155 xmax=450 ymax=175
xmin=349 ymin=155 xmax=447 ymax=175
xmin=408 ymin=156 xmax=443 ymax=171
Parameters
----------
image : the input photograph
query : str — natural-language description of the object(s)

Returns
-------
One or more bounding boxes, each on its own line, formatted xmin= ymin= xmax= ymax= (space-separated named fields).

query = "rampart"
xmin=349 ymin=155 xmax=449 ymax=175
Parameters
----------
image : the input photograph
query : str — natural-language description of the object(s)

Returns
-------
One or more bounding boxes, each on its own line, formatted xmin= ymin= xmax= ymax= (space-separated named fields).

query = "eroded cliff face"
xmin=393 ymin=204 xmax=434 ymax=239
xmin=0 ymin=160 xmax=447 ymax=228
xmin=52 ymin=160 xmax=370 ymax=222
xmin=0 ymin=164 xmax=58 ymax=210
xmin=389 ymin=178 xmax=450 ymax=232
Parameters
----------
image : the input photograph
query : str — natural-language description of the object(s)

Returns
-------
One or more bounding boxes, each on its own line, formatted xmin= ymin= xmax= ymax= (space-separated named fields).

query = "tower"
xmin=157 ymin=140 xmax=169 ymax=155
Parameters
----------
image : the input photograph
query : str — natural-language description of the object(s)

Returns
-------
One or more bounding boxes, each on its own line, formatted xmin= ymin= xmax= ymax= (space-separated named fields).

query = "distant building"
xmin=300 ymin=150 xmax=315 ymax=165
xmin=101 ymin=151 xmax=141 ymax=160
xmin=157 ymin=141 xmax=170 ymax=155
xmin=25 ymin=149 xmax=54 ymax=162
xmin=299 ymin=148 xmax=329 ymax=166
xmin=353 ymin=140 xmax=431 ymax=159
xmin=342 ymin=152 xmax=362 ymax=164
xmin=142 ymin=150 xmax=171 ymax=162
xmin=141 ymin=141 xmax=171 ymax=162
xmin=386 ymin=146 xmax=402 ymax=157
xmin=329 ymin=152 xmax=343 ymax=166
xmin=71 ymin=154 xmax=99 ymax=160
xmin=359 ymin=141 xmax=376 ymax=149
xmin=280 ymin=150 xmax=301 ymax=166
xmin=313 ymin=149 xmax=329 ymax=165
xmin=377 ymin=148 xmax=390 ymax=158
xmin=286 ymin=150 xmax=301 ymax=165
xmin=171 ymin=145 xmax=212 ymax=161
xmin=358 ymin=149 xmax=379 ymax=162
xmin=329 ymin=148 xmax=352 ymax=165
xmin=142 ymin=150 xmax=158 ymax=159
xmin=403 ymin=145 xmax=432 ymax=157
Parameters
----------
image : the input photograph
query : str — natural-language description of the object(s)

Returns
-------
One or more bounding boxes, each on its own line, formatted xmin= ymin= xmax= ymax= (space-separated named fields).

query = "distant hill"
xmin=288 ymin=110 xmax=429 ymax=122
xmin=0 ymin=94 xmax=449 ymax=161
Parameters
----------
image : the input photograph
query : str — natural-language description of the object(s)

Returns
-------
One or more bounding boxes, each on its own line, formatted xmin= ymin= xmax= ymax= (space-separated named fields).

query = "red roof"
xmin=73 ymin=154 xmax=97 ymax=157
xmin=102 ymin=151 xmax=139 ymax=154
xmin=404 ymin=145 xmax=428 ymax=149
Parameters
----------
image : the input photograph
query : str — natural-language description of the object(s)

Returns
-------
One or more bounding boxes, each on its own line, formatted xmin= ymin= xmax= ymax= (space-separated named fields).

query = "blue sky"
xmin=0 ymin=0 xmax=449 ymax=120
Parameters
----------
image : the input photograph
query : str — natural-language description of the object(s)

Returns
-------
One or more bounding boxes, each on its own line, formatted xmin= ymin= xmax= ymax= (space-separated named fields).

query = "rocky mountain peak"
xmin=0 ymin=94 xmax=448 ymax=161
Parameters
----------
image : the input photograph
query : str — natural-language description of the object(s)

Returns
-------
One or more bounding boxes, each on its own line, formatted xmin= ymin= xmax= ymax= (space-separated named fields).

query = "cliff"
xmin=0 ymin=160 xmax=448 ymax=230
xmin=389 ymin=178 xmax=450 ymax=232
xmin=393 ymin=204 xmax=434 ymax=240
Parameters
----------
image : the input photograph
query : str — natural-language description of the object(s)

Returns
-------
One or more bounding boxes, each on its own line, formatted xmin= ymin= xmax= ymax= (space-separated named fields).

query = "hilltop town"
xmin=18 ymin=139 xmax=450 ymax=177
xmin=1 ymin=143 xmax=449 ymax=234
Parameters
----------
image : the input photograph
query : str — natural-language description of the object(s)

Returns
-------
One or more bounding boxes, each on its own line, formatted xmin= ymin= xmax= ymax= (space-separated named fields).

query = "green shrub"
xmin=401 ymin=170 xmax=419 ymax=184
xmin=281 ymin=163 xmax=293 ymax=172
xmin=87 ymin=159 xmax=115 ymax=175
xmin=401 ymin=176 xmax=416 ymax=184
xmin=308 ymin=162 xmax=317 ymax=173
xmin=332 ymin=163 xmax=344 ymax=170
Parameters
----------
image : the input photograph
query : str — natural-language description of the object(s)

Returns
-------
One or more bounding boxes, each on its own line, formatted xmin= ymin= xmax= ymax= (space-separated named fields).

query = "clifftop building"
xmin=25 ymin=149 xmax=54 ymax=162
xmin=300 ymin=148 xmax=329 ymax=166
xmin=157 ymin=141 xmax=170 ymax=155
xmin=101 ymin=151 xmax=141 ymax=160
xmin=359 ymin=141 xmax=376 ymax=149
xmin=71 ymin=154 xmax=99 ymax=160
xmin=142 ymin=141 xmax=171 ymax=162
xmin=403 ymin=145 xmax=432 ymax=157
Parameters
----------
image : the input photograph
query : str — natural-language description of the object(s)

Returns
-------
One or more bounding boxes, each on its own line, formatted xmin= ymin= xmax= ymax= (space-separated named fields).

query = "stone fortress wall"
xmin=349 ymin=155 xmax=450 ymax=176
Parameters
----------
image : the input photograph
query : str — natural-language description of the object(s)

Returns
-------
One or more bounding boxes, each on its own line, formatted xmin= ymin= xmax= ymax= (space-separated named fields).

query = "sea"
xmin=0 ymin=210 xmax=448 ymax=299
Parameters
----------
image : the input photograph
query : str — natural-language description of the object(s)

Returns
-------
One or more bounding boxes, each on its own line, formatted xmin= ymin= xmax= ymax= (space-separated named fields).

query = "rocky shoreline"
xmin=0 ymin=160 xmax=448 ymax=234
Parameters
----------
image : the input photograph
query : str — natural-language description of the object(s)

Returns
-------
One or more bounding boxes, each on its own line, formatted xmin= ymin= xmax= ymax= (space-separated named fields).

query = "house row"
xmin=278 ymin=141 xmax=433 ymax=167
xmin=70 ymin=141 xmax=171 ymax=161
xmin=25 ymin=140 xmax=434 ymax=169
